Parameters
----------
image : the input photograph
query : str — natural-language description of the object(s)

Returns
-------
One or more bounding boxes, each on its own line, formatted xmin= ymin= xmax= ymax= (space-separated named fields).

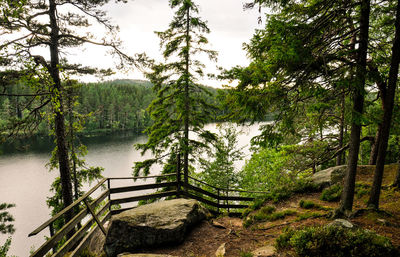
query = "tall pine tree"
xmin=134 ymin=0 xmax=217 ymax=187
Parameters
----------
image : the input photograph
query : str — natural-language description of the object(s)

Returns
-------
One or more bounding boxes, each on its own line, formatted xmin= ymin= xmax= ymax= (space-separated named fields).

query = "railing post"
xmin=176 ymin=153 xmax=181 ymax=197
xmin=107 ymin=178 xmax=111 ymax=212
xmin=49 ymin=222 xmax=57 ymax=253
xmin=217 ymin=189 xmax=220 ymax=214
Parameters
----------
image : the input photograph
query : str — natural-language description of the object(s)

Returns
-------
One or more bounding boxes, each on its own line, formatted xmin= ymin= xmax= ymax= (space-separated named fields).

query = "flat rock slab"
xmin=104 ymin=199 xmax=207 ymax=257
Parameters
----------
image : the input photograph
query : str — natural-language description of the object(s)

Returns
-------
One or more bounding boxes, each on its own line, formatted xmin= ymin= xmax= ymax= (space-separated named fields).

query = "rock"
xmin=211 ymin=220 xmax=226 ymax=229
xmin=104 ymin=199 xmax=208 ymax=257
xmin=311 ymin=165 xmax=347 ymax=189
xmin=252 ymin=245 xmax=275 ymax=257
xmin=328 ymin=219 xmax=356 ymax=229
xmin=117 ymin=254 xmax=176 ymax=257
xmin=215 ymin=243 xmax=226 ymax=257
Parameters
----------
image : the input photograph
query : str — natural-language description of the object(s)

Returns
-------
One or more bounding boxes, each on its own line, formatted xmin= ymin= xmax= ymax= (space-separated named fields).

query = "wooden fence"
xmin=28 ymin=173 xmax=265 ymax=257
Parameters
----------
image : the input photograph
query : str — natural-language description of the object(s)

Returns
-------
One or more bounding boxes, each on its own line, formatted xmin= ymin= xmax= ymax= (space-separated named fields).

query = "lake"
xmin=0 ymin=123 xmax=262 ymax=256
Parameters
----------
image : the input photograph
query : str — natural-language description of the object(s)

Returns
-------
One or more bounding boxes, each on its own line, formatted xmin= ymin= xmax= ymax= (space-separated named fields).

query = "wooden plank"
xmin=111 ymin=190 xmax=177 ymax=205
xmin=218 ymin=195 xmax=254 ymax=201
xmin=70 ymin=211 xmax=111 ymax=257
xmin=110 ymin=182 xmax=177 ymax=194
xmin=52 ymin=201 xmax=110 ymax=257
xmin=184 ymin=184 xmax=219 ymax=199
xmin=187 ymin=175 xmax=219 ymax=190
xmin=30 ymin=190 xmax=109 ymax=257
xmin=108 ymin=173 xmax=176 ymax=180
xmin=182 ymin=192 xmax=219 ymax=208
xmin=29 ymin=178 xmax=107 ymax=237
xmin=83 ymin=199 xmax=107 ymax=236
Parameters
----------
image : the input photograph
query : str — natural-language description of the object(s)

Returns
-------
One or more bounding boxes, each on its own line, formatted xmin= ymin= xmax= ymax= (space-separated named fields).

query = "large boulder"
xmin=311 ymin=165 xmax=347 ymax=189
xmin=104 ymin=198 xmax=208 ymax=257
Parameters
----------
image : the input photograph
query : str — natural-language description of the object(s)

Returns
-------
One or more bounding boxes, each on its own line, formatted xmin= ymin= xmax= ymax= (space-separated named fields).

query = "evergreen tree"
xmin=134 ymin=0 xmax=217 ymax=186
xmin=0 ymin=0 xmax=131 ymax=229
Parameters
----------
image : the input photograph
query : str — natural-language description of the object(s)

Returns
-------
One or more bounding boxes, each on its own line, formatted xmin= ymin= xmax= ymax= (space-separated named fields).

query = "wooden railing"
xmin=28 ymin=173 xmax=265 ymax=257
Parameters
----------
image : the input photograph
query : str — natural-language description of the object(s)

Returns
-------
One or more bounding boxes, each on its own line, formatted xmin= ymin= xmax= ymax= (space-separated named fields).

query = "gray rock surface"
xmin=328 ymin=219 xmax=356 ymax=229
xmin=311 ymin=165 xmax=347 ymax=189
xmin=104 ymin=199 xmax=207 ymax=257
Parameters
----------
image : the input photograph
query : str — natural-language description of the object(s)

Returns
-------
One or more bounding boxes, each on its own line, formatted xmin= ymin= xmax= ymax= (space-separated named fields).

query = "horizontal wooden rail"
xmin=28 ymin=173 xmax=267 ymax=257
xmin=110 ymin=182 xmax=177 ymax=194
xmin=108 ymin=173 xmax=176 ymax=180
xmin=52 ymin=201 xmax=110 ymax=257
xmin=111 ymin=190 xmax=177 ymax=205
xmin=218 ymin=195 xmax=254 ymax=201
xmin=30 ymin=189 xmax=109 ymax=257
xmin=70 ymin=209 xmax=111 ymax=257
xmin=182 ymin=191 xmax=219 ymax=208
xmin=29 ymin=178 xmax=107 ymax=237
xmin=184 ymin=183 xmax=219 ymax=199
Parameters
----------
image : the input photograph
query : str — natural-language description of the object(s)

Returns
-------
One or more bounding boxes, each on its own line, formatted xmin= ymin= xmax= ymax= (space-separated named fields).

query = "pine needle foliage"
xmin=134 ymin=0 xmax=218 ymax=181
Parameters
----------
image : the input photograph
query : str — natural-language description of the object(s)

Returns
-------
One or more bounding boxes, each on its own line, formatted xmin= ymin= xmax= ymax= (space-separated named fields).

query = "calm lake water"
xmin=0 ymin=123 xmax=262 ymax=256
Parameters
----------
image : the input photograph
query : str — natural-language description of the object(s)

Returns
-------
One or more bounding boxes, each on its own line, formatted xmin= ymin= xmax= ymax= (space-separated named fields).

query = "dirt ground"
xmin=98 ymin=164 xmax=400 ymax=257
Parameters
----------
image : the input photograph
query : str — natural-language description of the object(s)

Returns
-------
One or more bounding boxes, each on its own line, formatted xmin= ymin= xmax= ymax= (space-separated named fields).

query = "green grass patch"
xmin=275 ymin=225 xmax=398 ymax=257
xmin=244 ymin=208 xmax=297 ymax=227
xmin=295 ymin=211 xmax=325 ymax=221
xmin=299 ymin=199 xmax=330 ymax=211
xmin=320 ymin=184 xmax=342 ymax=202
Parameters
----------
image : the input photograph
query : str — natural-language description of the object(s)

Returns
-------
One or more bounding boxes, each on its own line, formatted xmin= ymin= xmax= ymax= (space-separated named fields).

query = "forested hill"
xmin=78 ymin=79 xmax=155 ymax=134
xmin=0 ymin=79 xmax=224 ymax=137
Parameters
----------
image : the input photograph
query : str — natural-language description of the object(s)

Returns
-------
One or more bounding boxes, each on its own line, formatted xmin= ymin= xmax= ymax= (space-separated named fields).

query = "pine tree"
xmin=134 ymin=0 xmax=217 ymax=187
xmin=0 ymin=0 xmax=131 ymax=228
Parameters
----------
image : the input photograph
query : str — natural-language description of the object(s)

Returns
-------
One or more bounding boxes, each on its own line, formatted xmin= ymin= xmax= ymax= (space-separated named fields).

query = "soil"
xmin=100 ymin=164 xmax=400 ymax=257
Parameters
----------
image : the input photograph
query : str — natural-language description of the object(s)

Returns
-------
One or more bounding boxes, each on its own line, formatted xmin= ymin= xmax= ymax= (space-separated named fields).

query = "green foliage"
xmin=0 ymin=203 xmax=15 ymax=257
xmin=239 ymin=251 xmax=254 ymax=257
xmin=197 ymin=124 xmax=244 ymax=192
xmin=295 ymin=211 xmax=325 ymax=221
xmin=134 ymin=0 xmax=217 ymax=180
xmin=275 ymin=225 xmax=398 ymax=257
xmin=239 ymin=147 xmax=301 ymax=193
xmin=245 ymin=207 xmax=296 ymax=228
xmin=320 ymin=184 xmax=342 ymax=202
xmin=298 ymin=199 xmax=329 ymax=211
xmin=0 ymin=237 xmax=12 ymax=257
xmin=0 ymin=203 xmax=15 ymax=235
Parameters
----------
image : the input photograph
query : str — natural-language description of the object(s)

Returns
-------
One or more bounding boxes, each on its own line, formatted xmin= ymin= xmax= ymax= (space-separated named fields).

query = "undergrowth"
xmin=275 ymin=225 xmax=398 ymax=257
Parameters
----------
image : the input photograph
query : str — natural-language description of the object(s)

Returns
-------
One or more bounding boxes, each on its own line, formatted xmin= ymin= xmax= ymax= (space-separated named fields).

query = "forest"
xmin=1 ymin=0 xmax=400 ymax=256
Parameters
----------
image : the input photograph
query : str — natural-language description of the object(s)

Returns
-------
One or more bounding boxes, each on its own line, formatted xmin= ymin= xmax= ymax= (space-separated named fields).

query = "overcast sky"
xmin=71 ymin=0 xmax=264 ymax=87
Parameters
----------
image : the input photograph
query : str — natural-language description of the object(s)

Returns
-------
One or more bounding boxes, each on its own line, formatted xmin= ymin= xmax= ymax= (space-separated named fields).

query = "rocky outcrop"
xmin=104 ymin=199 xmax=208 ymax=257
xmin=311 ymin=165 xmax=347 ymax=189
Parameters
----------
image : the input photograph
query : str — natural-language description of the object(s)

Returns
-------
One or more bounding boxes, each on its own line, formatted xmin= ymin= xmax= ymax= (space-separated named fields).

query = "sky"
xmin=69 ymin=0 xmax=264 ymax=87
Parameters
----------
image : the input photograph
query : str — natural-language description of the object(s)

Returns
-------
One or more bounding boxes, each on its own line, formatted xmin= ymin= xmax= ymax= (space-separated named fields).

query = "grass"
xmin=295 ymin=211 xmax=325 ymax=221
xmin=244 ymin=208 xmax=297 ymax=227
xmin=299 ymin=199 xmax=331 ymax=211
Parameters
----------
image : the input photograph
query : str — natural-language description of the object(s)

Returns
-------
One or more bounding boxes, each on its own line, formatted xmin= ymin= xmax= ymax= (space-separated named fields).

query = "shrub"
xmin=320 ymin=184 xmax=342 ymax=202
xmin=275 ymin=225 xmax=398 ymax=257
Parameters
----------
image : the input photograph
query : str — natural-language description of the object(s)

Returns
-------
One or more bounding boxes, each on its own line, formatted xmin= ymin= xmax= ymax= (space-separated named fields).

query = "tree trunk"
xmin=369 ymin=127 xmax=380 ymax=165
xmin=183 ymin=6 xmax=190 ymax=190
xmin=337 ymin=0 xmax=370 ymax=216
xmin=336 ymin=90 xmax=345 ymax=166
xmin=393 ymin=159 xmax=400 ymax=188
xmin=367 ymin=0 xmax=400 ymax=209
xmin=49 ymin=0 xmax=74 ymax=225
